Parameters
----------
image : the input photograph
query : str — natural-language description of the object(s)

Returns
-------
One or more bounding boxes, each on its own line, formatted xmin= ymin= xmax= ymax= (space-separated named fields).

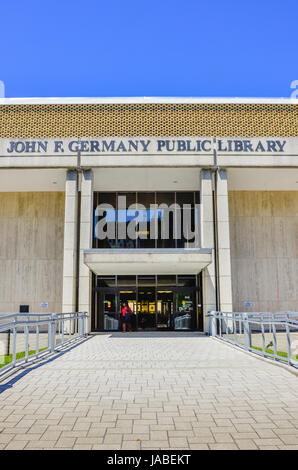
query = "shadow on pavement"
xmin=0 ymin=336 xmax=92 ymax=394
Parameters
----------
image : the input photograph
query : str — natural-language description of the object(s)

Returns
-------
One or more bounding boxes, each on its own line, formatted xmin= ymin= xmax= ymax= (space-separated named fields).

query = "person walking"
xmin=121 ymin=302 xmax=132 ymax=332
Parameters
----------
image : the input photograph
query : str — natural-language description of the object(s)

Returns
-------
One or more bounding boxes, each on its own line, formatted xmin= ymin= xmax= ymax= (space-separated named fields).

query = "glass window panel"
xmin=137 ymin=193 xmax=155 ymax=248
xmin=176 ymin=192 xmax=193 ymax=205
xmin=174 ymin=292 xmax=194 ymax=330
xmin=157 ymin=275 xmax=177 ymax=287
xmin=103 ymin=293 xmax=117 ymax=313
xmin=137 ymin=275 xmax=156 ymax=287
xmin=176 ymin=192 xmax=194 ymax=248
xmin=94 ymin=192 xmax=117 ymax=248
xmin=97 ymin=276 xmax=116 ymax=288
xmin=102 ymin=293 xmax=119 ymax=331
xmin=137 ymin=288 xmax=156 ymax=330
xmin=195 ymin=191 xmax=200 ymax=205
xmin=117 ymin=192 xmax=137 ymax=248
xmin=93 ymin=191 xmax=198 ymax=249
xmin=156 ymin=192 xmax=175 ymax=248
xmin=177 ymin=275 xmax=196 ymax=287
xmin=157 ymin=290 xmax=173 ymax=329
xmin=117 ymin=275 xmax=136 ymax=287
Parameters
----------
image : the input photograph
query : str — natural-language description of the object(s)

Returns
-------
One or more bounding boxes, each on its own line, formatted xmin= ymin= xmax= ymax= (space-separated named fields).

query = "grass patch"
xmin=0 ymin=348 xmax=47 ymax=368
xmin=251 ymin=345 xmax=298 ymax=362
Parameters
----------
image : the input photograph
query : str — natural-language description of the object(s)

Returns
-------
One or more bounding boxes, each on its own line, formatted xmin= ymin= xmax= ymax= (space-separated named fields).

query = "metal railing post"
xmin=243 ymin=313 xmax=251 ymax=350
xmin=61 ymin=317 xmax=64 ymax=345
xmin=75 ymin=313 xmax=78 ymax=337
xmin=285 ymin=319 xmax=292 ymax=366
xmin=233 ymin=312 xmax=237 ymax=343
xmin=50 ymin=314 xmax=57 ymax=353
xmin=12 ymin=315 xmax=17 ymax=367
xmin=261 ymin=314 xmax=266 ymax=357
xmin=25 ymin=315 xmax=29 ymax=362
xmin=78 ymin=313 xmax=82 ymax=336
xmin=6 ymin=329 xmax=10 ymax=356
xmin=272 ymin=319 xmax=277 ymax=360
xmin=209 ymin=311 xmax=217 ymax=336
xmin=36 ymin=315 xmax=40 ymax=358
xmin=85 ymin=313 xmax=88 ymax=336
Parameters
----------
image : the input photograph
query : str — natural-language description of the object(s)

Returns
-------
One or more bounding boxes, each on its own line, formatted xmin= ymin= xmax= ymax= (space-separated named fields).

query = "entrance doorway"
xmin=137 ymin=288 xmax=156 ymax=330
xmin=92 ymin=274 xmax=202 ymax=332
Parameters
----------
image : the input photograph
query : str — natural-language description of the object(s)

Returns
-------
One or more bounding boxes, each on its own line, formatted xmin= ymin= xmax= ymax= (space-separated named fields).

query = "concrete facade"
xmin=0 ymin=97 xmax=297 ymax=331
xmin=229 ymin=191 xmax=298 ymax=312
xmin=0 ymin=192 xmax=64 ymax=313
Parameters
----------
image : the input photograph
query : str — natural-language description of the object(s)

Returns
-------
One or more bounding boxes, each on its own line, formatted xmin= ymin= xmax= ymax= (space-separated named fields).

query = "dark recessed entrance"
xmin=92 ymin=274 xmax=203 ymax=332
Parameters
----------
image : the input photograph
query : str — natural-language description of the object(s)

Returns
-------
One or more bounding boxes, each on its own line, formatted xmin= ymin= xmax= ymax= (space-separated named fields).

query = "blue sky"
xmin=1 ymin=0 xmax=297 ymax=97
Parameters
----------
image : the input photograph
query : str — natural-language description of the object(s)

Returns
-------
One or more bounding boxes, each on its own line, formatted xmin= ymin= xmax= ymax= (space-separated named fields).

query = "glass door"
xmin=94 ymin=283 xmax=198 ymax=331
xmin=99 ymin=290 xmax=119 ymax=331
xmin=174 ymin=289 xmax=195 ymax=330
xmin=137 ymin=288 xmax=156 ymax=330
xmin=137 ymin=276 xmax=156 ymax=330
xmin=156 ymin=290 xmax=174 ymax=329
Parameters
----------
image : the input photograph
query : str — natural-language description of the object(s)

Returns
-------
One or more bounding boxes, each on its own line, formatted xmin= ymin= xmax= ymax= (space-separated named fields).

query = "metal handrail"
xmin=0 ymin=311 xmax=88 ymax=379
xmin=208 ymin=311 xmax=298 ymax=368
xmin=0 ymin=312 xmax=81 ymax=321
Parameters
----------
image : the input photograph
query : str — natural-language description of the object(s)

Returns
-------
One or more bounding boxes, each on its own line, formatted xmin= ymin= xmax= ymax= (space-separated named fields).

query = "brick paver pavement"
xmin=0 ymin=332 xmax=297 ymax=450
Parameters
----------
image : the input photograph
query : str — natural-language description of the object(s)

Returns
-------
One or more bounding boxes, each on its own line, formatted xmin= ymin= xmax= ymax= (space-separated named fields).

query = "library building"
xmin=0 ymin=97 xmax=297 ymax=333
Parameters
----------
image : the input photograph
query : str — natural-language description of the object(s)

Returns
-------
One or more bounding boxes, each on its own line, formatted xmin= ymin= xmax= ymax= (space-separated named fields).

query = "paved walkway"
xmin=0 ymin=333 xmax=297 ymax=450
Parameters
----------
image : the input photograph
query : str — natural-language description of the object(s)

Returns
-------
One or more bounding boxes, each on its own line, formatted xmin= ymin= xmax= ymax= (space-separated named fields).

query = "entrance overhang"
xmin=84 ymin=248 xmax=212 ymax=275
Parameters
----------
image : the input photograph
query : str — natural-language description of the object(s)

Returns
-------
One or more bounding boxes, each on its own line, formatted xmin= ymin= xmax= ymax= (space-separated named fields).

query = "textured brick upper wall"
xmin=0 ymin=103 xmax=297 ymax=138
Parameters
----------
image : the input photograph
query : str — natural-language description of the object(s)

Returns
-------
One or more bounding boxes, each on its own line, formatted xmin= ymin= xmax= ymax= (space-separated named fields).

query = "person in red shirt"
xmin=121 ymin=302 xmax=132 ymax=332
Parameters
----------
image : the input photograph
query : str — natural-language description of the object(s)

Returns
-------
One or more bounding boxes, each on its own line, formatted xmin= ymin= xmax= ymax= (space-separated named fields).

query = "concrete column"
xmin=62 ymin=170 xmax=78 ymax=314
xmin=79 ymin=169 xmax=93 ymax=331
xmin=200 ymin=169 xmax=217 ymax=331
xmin=216 ymin=169 xmax=233 ymax=312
